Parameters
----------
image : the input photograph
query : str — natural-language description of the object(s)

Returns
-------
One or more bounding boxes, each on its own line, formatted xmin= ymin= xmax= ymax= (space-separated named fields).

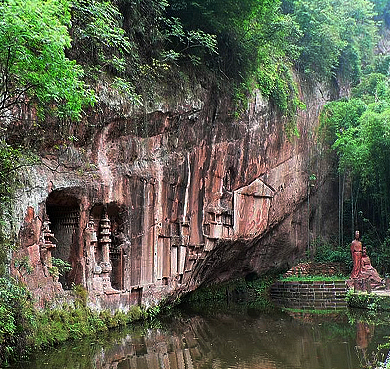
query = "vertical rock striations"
xmin=12 ymin=81 xmax=338 ymax=309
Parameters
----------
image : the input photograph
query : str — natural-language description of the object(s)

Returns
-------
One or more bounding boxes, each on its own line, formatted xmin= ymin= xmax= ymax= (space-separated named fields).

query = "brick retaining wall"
xmin=270 ymin=280 xmax=348 ymax=310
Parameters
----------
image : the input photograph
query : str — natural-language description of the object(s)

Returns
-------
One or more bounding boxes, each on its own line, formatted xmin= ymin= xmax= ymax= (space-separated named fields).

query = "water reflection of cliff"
xmin=18 ymin=309 xmax=365 ymax=369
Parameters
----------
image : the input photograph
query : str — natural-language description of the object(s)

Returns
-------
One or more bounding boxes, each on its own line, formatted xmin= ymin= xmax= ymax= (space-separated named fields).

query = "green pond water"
xmin=7 ymin=303 xmax=390 ymax=369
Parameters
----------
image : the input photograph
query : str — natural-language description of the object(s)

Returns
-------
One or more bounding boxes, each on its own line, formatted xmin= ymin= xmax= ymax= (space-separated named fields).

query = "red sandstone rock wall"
xmin=12 ymin=81 xmax=339 ymax=309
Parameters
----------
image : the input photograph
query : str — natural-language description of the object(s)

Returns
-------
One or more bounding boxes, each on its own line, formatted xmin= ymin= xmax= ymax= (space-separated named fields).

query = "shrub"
xmin=311 ymin=238 xmax=352 ymax=271
xmin=0 ymin=278 xmax=34 ymax=365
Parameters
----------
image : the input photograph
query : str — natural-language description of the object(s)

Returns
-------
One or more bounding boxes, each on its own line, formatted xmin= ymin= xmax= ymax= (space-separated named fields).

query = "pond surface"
xmin=9 ymin=303 xmax=390 ymax=369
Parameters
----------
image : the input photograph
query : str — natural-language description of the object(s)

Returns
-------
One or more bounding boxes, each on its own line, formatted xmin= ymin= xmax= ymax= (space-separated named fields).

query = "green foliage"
xmin=146 ymin=305 xmax=161 ymax=320
xmin=352 ymin=72 xmax=388 ymax=100
xmin=14 ymin=302 xmax=147 ymax=363
xmin=0 ymin=0 xmax=382 ymax=130
xmin=167 ymin=0 xmax=304 ymax=123
xmin=0 ymin=140 xmax=38 ymax=276
xmin=72 ymin=284 xmax=88 ymax=308
xmin=0 ymin=141 xmax=37 ymax=203
xmin=289 ymin=0 xmax=377 ymax=81
xmin=48 ymin=258 xmax=72 ymax=280
xmin=179 ymin=276 xmax=276 ymax=315
xmin=331 ymin=92 xmax=390 ymax=194
xmin=372 ymin=0 xmax=390 ymax=27
xmin=127 ymin=305 xmax=145 ymax=321
xmin=0 ymin=278 xmax=34 ymax=365
xmin=363 ymin=228 xmax=390 ymax=275
xmin=346 ymin=290 xmax=390 ymax=311
xmin=1 ymin=0 xmax=381 ymax=138
xmin=181 ymin=276 xmax=274 ymax=307
xmin=163 ymin=0 xmax=380 ymax=128
xmin=161 ymin=16 xmax=218 ymax=64
xmin=320 ymin=60 xmax=390 ymax=273
xmin=69 ymin=0 xmax=132 ymax=75
xmin=0 ymin=0 xmax=95 ymax=120
xmin=0 ymin=276 xmax=149 ymax=366
xmin=310 ymin=238 xmax=352 ymax=269
xmin=13 ymin=256 xmax=33 ymax=278
xmin=245 ymin=275 xmax=275 ymax=297
xmin=280 ymin=275 xmax=347 ymax=282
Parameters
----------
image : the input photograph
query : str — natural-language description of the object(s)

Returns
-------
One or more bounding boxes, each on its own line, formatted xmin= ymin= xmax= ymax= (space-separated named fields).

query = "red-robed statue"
xmin=360 ymin=246 xmax=384 ymax=289
xmin=347 ymin=230 xmax=385 ymax=290
xmin=350 ymin=230 xmax=363 ymax=278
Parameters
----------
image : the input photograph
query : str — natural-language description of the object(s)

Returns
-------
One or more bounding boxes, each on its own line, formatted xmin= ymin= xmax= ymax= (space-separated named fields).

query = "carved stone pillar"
xmin=84 ymin=217 xmax=100 ymax=274
xmin=40 ymin=219 xmax=56 ymax=268
xmin=99 ymin=213 xmax=112 ymax=290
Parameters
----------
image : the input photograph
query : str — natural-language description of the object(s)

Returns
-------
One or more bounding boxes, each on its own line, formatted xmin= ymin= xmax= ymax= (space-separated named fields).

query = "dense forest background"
xmin=2 ymin=0 xmax=390 ymax=362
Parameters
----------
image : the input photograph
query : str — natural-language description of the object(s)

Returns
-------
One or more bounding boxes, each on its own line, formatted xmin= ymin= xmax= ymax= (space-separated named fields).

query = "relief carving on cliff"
xmin=17 ymin=207 xmax=57 ymax=275
xmin=13 ymin=206 xmax=62 ymax=307
xmin=233 ymin=178 xmax=274 ymax=238
xmin=18 ymin=196 xmax=130 ymax=305
xmin=15 ymin=163 xmax=282 ymax=310
xmin=13 ymin=106 xmax=316 ymax=311
xmin=40 ymin=218 xmax=57 ymax=269
xmin=84 ymin=215 xmax=117 ymax=294
xmin=202 ymin=177 xmax=274 ymax=251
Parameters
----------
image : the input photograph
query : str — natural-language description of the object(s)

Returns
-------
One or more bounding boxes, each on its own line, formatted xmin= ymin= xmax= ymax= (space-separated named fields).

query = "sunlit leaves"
xmin=0 ymin=0 xmax=95 ymax=120
xmin=319 ymin=98 xmax=367 ymax=143
xmin=70 ymin=0 xmax=132 ymax=74
xmin=321 ymin=67 xmax=390 ymax=240
xmin=0 ymin=139 xmax=38 ymax=202
xmin=291 ymin=0 xmax=377 ymax=80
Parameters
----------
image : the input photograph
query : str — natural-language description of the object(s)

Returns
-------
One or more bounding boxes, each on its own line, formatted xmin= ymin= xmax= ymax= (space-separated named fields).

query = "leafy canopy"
xmin=320 ymin=63 xmax=390 ymax=272
xmin=321 ymin=72 xmax=390 ymax=190
xmin=286 ymin=0 xmax=378 ymax=81
xmin=167 ymin=0 xmax=303 ymax=125
xmin=0 ymin=0 xmax=95 ymax=120
xmin=0 ymin=0 xmax=382 ymax=124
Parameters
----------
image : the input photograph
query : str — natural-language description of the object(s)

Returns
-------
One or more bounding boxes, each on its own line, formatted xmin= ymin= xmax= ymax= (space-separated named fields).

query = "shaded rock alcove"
xmin=46 ymin=189 xmax=81 ymax=289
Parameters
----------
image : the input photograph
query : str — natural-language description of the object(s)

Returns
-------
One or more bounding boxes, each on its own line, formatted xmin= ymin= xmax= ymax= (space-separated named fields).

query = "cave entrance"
xmin=46 ymin=189 xmax=81 ymax=289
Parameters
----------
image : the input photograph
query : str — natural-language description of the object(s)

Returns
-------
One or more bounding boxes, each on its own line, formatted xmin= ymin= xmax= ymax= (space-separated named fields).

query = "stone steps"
xmin=270 ymin=280 xmax=348 ymax=310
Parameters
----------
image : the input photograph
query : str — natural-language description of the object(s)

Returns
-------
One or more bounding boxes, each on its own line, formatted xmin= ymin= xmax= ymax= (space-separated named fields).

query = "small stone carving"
xmin=99 ymin=213 xmax=112 ymax=274
xmin=40 ymin=218 xmax=56 ymax=268
xmin=84 ymin=216 xmax=97 ymax=270
xmin=99 ymin=212 xmax=113 ymax=291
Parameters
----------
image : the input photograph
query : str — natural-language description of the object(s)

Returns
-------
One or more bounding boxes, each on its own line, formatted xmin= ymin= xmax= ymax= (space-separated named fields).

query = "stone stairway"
xmin=270 ymin=280 xmax=348 ymax=310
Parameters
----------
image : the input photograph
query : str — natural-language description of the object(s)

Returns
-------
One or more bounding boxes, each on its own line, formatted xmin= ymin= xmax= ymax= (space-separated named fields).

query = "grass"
xmin=0 ymin=282 xmax=154 ymax=366
xmin=346 ymin=289 xmax=390 ymax=312
xmin=283 ymin=307 xmax=347 ymax=315
xmin=31 ymin=304 xmax=147 ymax=349
xmin=279 ymin=275 xmax=348 ymax=282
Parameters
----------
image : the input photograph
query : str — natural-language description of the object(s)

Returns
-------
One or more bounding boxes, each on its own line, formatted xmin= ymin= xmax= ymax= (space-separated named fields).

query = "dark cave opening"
xmin=46 ymin=189 xmax=81 ymax=289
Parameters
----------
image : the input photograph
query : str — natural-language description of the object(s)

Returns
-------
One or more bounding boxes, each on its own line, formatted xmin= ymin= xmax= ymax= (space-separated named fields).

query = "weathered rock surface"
xmin=11 ymin=80 xmax=338 ymax=309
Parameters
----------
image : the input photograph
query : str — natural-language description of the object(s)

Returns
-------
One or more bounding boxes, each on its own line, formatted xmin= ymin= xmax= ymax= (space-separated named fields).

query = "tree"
xmin=167 ymin=0 xmax=303 ymax=122
xmin=290 ymin=0 xmax=377 ymax=81
xmin=0 ymin=0 xmax=94 ymax=121
xmin=320 ymin=68 xmax=390 ymax=272
xmin=69 ymin=0 xmax=133 ymax=76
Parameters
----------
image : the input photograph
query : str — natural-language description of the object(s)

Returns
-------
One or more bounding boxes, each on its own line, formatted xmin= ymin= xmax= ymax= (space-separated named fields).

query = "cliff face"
xmin=12 ymin=79 xmax=338 ymax=309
